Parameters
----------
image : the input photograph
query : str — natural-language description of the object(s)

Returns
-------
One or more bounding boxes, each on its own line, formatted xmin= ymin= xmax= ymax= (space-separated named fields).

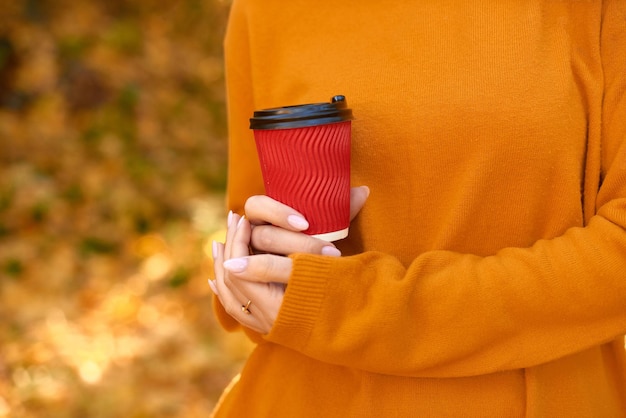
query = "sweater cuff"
xmin=265 ymin=253 xmax=333 ymax=350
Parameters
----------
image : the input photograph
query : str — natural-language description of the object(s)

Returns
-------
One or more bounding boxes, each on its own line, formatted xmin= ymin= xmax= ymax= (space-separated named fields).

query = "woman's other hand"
xmin=209 ymin=185 xmax=369 ymax=334
xmin=211 ymin=213 xmax=286 ymax=334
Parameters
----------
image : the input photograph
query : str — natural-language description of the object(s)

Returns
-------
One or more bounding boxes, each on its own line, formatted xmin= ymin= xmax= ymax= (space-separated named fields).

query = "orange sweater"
xmin=212 ymin=0 xmax=626 ymax=416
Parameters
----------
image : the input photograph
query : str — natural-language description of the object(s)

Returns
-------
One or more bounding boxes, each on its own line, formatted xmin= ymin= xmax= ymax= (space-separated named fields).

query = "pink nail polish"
xmin=237 ymin=215 xmax=246 ymax=229
xmin=212 ymin=240 xmax=218 ymax=259
xmin=321 ymin=246 xmax=342 ymax=257
xmin=223 ymin=257 xmax=249 ymax=273
xmin=287 ymin=215 xmax=309 ymax=230
xmin=227 ymin=210 xmax=233 ymax=226
xmin=208 ymin=279 xmax=218 ymax=295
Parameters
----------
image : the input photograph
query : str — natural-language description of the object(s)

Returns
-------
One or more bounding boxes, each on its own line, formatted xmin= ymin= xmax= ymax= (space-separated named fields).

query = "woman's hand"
xmin=210 ymin=186 xmax=369 ymax=334
xmin=245 ymin=185 xmax=369 ymax=256
xmin=211 ymin=213 xmax=288 ymax=334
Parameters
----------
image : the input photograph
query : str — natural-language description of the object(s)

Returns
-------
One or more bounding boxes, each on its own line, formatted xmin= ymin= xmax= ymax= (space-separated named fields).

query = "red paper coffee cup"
xmin=250 ymin=95 xmax=353 ymax=241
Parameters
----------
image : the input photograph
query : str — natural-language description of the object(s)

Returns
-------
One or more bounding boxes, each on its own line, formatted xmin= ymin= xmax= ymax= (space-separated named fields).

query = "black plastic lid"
xmin=249 ymin=95 xmax=353 ymax=130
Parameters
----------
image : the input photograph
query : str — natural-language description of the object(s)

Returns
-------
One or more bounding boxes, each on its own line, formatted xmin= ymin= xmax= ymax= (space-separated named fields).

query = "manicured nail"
xmin=227 ymin=210 xmax=233 ymax=226
xmin=287 ymin=215 xmax=309 ymax=230
xmin=208 ymin=279 xmax=218 ymax=295
xmin=223 ymin=257 xmax=249 ymax=273
xmin=212 ymin=240 xmax=218 ymax=259
xmin=321 ymin=246 xmax=342 ymax=257
xmin=237 ymin=215 xmax=246 ymax=229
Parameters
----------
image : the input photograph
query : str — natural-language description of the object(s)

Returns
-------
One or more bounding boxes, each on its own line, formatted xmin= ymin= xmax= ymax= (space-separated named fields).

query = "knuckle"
xmin=251 ymin=225 xmax=276 ymax=250
xmin=244 ymin=195 xmax=264 ymax=216
xmin=223 ymin=276 xmax=235 ymax=290
xmin=305 ymin=239 xmax=323 ymax=254
xmin=257 ymin=254 xmax=275 ymax=278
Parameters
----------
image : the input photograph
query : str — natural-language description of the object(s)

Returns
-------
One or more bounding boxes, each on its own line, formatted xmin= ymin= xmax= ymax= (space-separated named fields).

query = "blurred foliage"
xmin=0 ymin=1 xmax=253 ymax=417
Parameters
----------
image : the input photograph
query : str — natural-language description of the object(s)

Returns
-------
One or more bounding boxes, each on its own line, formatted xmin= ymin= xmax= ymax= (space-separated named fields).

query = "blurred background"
xmin=0 ymin=1 xmax=254 ymax=416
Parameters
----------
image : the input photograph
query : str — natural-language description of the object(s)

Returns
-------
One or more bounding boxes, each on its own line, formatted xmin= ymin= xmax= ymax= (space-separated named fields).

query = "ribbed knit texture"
xmin=269 ymin=256 xmax=331 ymax=348
xmin=212 ymin=0 xmax=626 ymax=416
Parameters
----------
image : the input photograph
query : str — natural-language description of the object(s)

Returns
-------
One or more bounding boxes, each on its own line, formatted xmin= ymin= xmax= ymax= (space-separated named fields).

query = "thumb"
xmin=349 ymin=186 xmax=370 ymax=221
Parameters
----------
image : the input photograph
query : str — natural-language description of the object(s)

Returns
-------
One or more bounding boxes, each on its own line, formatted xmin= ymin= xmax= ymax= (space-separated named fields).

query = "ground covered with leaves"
xmin=0 ymin=1 xmax=252 ymax=416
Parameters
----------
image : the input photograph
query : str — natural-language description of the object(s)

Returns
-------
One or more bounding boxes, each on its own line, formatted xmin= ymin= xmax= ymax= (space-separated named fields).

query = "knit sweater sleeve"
xmin=264 ymin=1 xmax=626 ymax=378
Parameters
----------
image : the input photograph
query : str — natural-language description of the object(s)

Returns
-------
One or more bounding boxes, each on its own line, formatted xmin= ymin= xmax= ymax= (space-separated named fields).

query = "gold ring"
xmin=241 ymin=300 xmax=252 ymax=315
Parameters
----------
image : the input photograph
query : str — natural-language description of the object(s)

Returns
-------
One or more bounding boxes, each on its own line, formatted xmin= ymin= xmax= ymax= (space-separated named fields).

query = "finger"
xmin=213 ymin=239 xmax=246 ymax=306
xmin=223 ymin=211 xmax=241 ymax=261
xmin=213 ymin=239 xmax=264 ymax=328
xmin=251 ymin=224 xmax=342 ymax=257
xmin=349 ymin=186 xmax=370 ymax=221
xmin=223 ymin=254 xmax=293 ymax=284
xmin=212 ymin=240 xmax=225 ymax=292
xmin=223 ymin=215 xmax=254 ymax=293
xmin=237 ymin=281 xmax=284 ymax=334
xmin=244 ymin=195 xmax=310 ymax=231
xmin=231 ymin=215 xmax=252 ymax=258
xmin=214 ymin=240 xmax=243 ymax=302
xmin=221 ymin=282 xmax=269 ymax=334
xmin=211 ymin=240 xmax=230 ymax=305
xmin=230 ymin=283 xmax=271 ymax=333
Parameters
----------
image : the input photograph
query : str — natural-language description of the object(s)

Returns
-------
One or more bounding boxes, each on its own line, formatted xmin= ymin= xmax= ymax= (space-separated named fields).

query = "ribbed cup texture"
xmin=253 ymin=121 xmax=351 ymax=235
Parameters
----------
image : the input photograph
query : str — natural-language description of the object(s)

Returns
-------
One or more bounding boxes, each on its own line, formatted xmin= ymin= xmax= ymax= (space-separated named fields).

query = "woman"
xmin=210 ymin=0 xmax=626 ymax=416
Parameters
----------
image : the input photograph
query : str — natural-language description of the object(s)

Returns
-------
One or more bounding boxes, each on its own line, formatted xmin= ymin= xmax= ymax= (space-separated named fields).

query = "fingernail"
xmin=237 ymin=215 xmax=246 ymax=229
xmin=321 ymin=246 xmax=342 ymax=257
xmin=223 ymin=257 xmax=249 ymax=273
xmin=227 ymin=210 xmax=233 ymax=226
xmin=208 ymin=279 xmax=218 ymax=295
xmin=212 ymin=240 xmax=218 ymax=259
xmin=287 ymin=215 xmax=309 ymax=230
